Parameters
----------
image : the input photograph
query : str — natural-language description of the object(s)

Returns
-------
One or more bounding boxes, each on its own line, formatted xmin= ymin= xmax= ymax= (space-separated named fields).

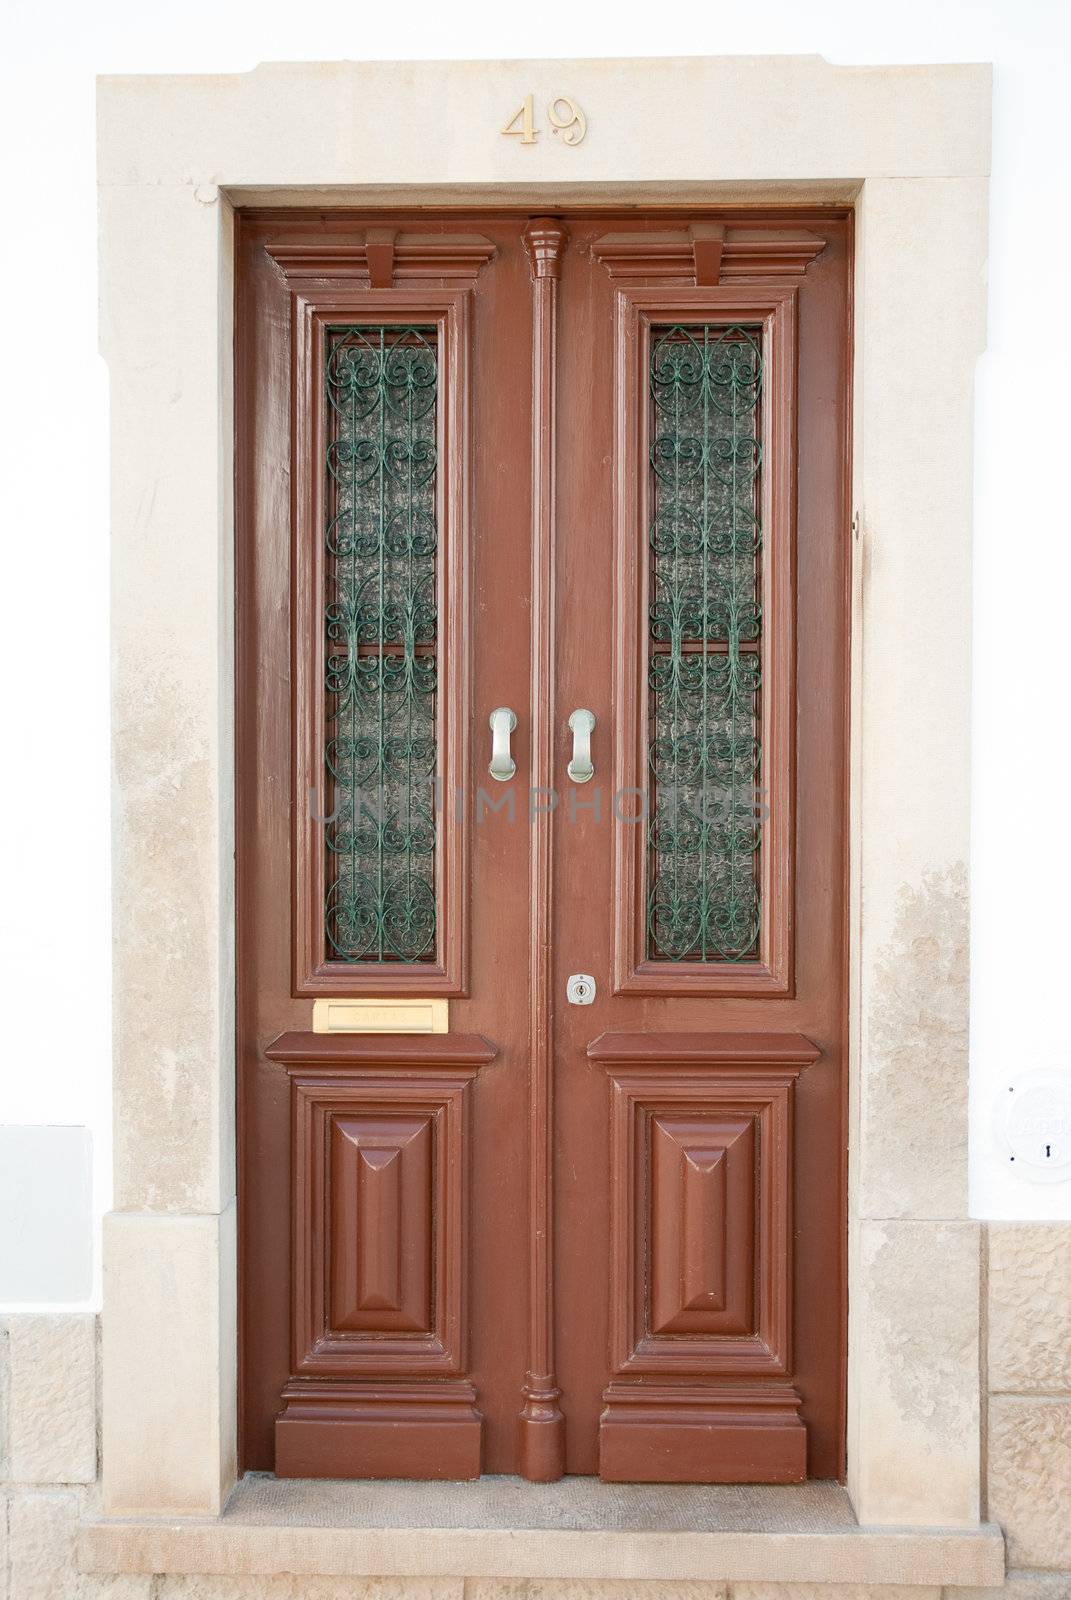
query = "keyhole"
xmin=1045 ymin=1144 xmax=1052 ymax=1159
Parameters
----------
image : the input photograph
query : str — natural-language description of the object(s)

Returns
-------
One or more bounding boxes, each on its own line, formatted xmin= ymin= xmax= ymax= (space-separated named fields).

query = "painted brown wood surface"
xmin=236 ymin=209 xmax=851 ymax=1483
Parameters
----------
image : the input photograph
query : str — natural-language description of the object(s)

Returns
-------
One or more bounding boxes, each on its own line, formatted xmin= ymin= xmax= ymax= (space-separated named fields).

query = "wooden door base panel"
xmin=275 ymin=1382 xmax=482 ymax=1480
xmin=598 ymin=1385 xmax=805 ymax=1484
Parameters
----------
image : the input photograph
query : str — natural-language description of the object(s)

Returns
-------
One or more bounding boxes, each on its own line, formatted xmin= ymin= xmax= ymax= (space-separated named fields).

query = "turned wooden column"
xmin=518 ymin=215 xmax=568 ymax=1481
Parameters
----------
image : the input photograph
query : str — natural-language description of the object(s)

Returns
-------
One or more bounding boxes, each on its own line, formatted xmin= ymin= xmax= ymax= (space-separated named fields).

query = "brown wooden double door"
xmin=237 ymin=208 xmax=850 ymax=1483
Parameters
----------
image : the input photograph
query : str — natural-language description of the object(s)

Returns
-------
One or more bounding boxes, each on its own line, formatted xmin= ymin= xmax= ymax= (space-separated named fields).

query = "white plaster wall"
xmin=0 ymin=0 xmax=1068 ymax=1313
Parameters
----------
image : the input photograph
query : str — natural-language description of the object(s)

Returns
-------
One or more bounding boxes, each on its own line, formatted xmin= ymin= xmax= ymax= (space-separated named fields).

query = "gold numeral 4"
xmin=501 ymin=94 xmax=538 ymax=145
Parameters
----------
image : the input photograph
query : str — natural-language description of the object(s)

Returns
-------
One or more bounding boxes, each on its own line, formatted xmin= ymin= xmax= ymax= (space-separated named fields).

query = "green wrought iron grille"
xmin=323 ymin=326 xmax=438 ymax=964
xmin=646 ymin=324 xmax=763 ymax=963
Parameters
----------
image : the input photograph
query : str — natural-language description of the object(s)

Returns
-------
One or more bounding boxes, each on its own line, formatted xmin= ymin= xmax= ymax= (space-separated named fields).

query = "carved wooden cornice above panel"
xmin=591 ymin=224 xmax=826 ymax=285
xmin=265 ymin=230 xmax=497 ymax=287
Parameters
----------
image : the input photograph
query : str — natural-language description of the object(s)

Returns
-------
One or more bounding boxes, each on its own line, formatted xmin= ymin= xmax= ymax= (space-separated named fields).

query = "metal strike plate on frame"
xmin=312 ymin=998 xmax=449 ymax=1035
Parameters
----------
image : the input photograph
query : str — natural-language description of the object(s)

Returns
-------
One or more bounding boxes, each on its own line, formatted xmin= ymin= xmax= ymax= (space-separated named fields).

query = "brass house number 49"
xmin=500 ymin=94 xmax=587 ymax=146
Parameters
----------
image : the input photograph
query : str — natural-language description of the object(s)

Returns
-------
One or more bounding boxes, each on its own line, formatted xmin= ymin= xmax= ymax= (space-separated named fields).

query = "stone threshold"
xmin=78 ymin=1475 xmax=1005 ymax=1588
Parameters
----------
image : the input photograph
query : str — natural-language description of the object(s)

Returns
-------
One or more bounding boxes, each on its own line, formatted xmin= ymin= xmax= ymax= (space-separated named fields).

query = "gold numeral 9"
xmin=547 ymin=96 xmax=587 ymax=146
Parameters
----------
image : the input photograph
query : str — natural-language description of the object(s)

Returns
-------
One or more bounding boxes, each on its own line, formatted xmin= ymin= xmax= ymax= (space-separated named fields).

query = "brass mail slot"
xmin=312 ymin=998 xmax=448 ymax=1035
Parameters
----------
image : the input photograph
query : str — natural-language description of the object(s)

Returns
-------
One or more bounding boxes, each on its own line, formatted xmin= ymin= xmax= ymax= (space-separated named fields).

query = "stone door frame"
xmin=98 ymin=54 xmax=989 ymax=1535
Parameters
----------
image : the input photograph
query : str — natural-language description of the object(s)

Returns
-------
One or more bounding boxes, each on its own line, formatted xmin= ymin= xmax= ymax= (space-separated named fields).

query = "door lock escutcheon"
xmin=566 ymin=973 xmax=596 ymax=1005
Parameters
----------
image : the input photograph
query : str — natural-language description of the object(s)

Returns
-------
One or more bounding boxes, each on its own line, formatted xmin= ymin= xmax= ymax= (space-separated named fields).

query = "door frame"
xmin=98 ymin=53 xmax=989 ymax=1538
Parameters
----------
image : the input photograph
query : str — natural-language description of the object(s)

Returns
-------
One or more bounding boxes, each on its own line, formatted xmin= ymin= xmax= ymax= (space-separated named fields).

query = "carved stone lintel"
xmin=523 ymin=216 xmax=569 ymax=281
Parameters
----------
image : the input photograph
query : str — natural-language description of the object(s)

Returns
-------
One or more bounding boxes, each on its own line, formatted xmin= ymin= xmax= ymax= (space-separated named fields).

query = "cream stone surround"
xmin=91 ymin=53 xmax=996 ymax=1585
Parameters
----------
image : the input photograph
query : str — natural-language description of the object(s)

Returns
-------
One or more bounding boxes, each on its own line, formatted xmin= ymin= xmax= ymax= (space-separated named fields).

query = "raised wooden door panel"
xmin=325 ymin=1109 xmax=434 ymax=1338
xmin=647 ymin=1111 xmax=756 ymax=1340
xmin=286 ymin=1062 xmax=473 ymax=1373
xmin=589 ymin=1032 xmax=819 ymax=1483
xmin=265 ymin=1031 xmax=495 ymax=1479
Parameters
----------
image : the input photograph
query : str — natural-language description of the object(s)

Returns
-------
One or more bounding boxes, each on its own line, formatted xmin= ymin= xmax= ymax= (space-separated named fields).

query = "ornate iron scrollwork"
xmin=646 ymin=325 xmax=763 ymax=962
xmin=323 ymin=326 xmax=438 ymax=963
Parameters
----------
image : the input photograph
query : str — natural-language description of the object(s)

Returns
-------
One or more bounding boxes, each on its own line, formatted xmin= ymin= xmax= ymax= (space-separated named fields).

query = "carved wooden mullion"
xmin=517 ymin=216 xmax=569 ymax=1482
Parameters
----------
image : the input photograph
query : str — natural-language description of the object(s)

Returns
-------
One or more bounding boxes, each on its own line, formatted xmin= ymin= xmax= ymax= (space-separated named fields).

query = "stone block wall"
xmin=982 ymin=1225 xmax=1071 ymax=1591
xmin=1 ymin=1226 xmax=1069 ymax=1599
xmin=0 ymin=1315 xmax=148 ymax=1599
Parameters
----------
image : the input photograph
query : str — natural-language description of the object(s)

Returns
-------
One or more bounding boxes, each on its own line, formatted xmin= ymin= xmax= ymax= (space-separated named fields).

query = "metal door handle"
xmin=567 ymin=709 xmax=596 ymax=784
xmin=488 ymin=707 xmax=517 ymax=781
